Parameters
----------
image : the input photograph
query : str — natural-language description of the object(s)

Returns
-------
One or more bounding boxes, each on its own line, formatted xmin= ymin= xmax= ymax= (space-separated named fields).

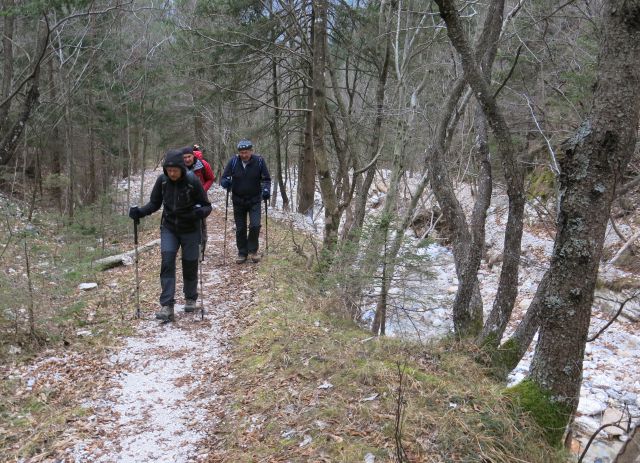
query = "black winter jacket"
xmin=138 ymin=149 xmax=212 ymax=233
xmin=221 ymin=154 xmax=271 ymax=206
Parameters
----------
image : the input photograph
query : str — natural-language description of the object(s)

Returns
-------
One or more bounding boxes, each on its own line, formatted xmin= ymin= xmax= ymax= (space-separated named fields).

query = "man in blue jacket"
xmin=129 ymin=149 xmax=212 ymax=321
xmin=220 ymin=139 xmax=271 ymax=263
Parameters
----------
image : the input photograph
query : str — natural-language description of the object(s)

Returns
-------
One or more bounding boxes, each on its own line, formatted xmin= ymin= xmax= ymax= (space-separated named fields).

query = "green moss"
xmin=504 ymin=380 xmax=571 ymax=446
xmin=480 ymin=336 xmax=522 ymax=379
xmin=527 ymin=167 xmax=556 ymax=201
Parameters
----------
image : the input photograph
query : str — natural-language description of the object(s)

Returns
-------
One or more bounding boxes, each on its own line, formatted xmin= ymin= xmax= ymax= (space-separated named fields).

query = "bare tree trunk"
xmin=272 ymin=57 xmax=289 ymax=210
xmin=87 ymin=94 xmax=97 ymax=204
xmin=64 ymin=100 xmax=74 ymax=218
xmin=0 ymin=16 xmax=48 ymax=166
xmin=435 ymin=0 xmax=525 ymax=338
xmin=371 ymin=238 xmax=389 ymax=335
xmin=125 ymin=105 xmax=132 ymax=210
xmin=298 ymin=85 xmax=316 ymax=215
xmin=529 ymin=0 xmax=640 ymax=425
xmin=345 ymin=0 xmax=392 ymax=243
xmin=297 ymin=10 xmax=316 ymax=217
xmin=311 ymin=0 xmax=340 ymax=253
xmin=24 ymin=240 xmax=36 ymax=338
xmin=0 ymin=0 xmax=15 ymax=131
xmin=48 ymin=59 xmax=63 ymax=212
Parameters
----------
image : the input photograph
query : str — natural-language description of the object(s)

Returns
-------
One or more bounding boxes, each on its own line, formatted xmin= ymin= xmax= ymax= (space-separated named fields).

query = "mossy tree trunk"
xmin=529 ymin=0 xmax=640 ymax=422
xmin=311 ymin=0 xmax=340 ymax=254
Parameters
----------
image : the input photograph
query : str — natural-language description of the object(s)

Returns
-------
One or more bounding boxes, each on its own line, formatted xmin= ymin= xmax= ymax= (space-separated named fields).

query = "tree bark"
xmin=0 ymin=0 xmax=15 ymax=131
xmin=297 ymin=10 xmax=316 ymax=217
xmin=272 ymin=57 xmax=289 ymax=210
xmin=435 ymin=0 xmax=525 ymax=338
xmin=529 ymin=0 xmax=640 ymax=418
xmin=311 ymin=0 xmax=340 ymax=253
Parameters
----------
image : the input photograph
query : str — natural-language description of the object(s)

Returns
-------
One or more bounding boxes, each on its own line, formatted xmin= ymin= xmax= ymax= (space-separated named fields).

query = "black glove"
xmin=262 ymin=187 xmax=271 ymax=200
xmin=129 ymin=206 xmax=142 ymax=221
xmin=221 ymin=177 xmax=232 ymax=191
xmin=194 ymin=205 xmax=207 ymax=219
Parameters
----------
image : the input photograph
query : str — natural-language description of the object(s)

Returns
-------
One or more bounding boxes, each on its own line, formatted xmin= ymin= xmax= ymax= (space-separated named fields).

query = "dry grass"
xmin=204 ymin=225 xmax=567 ymax=462
xmin=0 ymin=206 xmax=161 ymax=461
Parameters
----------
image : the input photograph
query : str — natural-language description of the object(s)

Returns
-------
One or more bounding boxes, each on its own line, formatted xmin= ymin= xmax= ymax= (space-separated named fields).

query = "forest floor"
xmin=1 ymin=168 xmax=637 ymax=462
xmin=58 ymin=206 xmax=250 ymax=462
xmin=1 ymin=184 xmax=263 ymax=462
xmin=1 ymin=192 xmax=562 ymax=462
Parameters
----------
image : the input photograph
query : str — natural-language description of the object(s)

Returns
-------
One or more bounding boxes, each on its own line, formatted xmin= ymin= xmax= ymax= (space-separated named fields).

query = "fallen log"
xmin=93 ymin=239 xmax=160 ymax=270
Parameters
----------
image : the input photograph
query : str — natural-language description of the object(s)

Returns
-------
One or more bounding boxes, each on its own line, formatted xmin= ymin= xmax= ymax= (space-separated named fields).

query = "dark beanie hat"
xmin=163 ymin=149 xmax=186 ymax=176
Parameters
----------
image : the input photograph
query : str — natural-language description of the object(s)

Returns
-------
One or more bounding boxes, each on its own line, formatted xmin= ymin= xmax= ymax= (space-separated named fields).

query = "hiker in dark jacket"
xmin=220 ymin=139 xmax=271 ymax=263
xmin=128 ymin=149 xmax=212 ymax=321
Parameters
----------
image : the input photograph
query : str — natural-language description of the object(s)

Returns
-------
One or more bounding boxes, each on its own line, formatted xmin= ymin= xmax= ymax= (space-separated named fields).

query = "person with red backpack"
xmin=182 ymin=145 xmax=215 ymax=256
xmin=182 ymin=145 xmax=214 ymax=191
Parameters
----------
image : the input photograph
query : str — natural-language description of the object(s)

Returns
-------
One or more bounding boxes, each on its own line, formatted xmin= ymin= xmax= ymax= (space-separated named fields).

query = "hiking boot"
xmin=184 ymin=299 xmax=197 ymax=313
xmin=249 ymin=253 xmax=261 ymax=263
xmin=235 ymin=254 xmax=247 ymax=264
xmin=155 ymin=305 xmax=174 ymax=321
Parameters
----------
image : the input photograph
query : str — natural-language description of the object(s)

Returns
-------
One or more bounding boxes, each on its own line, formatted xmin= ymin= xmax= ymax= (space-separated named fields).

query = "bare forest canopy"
xmin=2 ymin=0 xmax=640 ymax=447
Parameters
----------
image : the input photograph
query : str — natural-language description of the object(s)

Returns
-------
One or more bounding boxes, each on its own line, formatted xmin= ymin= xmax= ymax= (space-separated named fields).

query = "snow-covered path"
xmin=59 ymin=185 xmax=255 ymax=462
xmin=71 ymin=314 xmax=223 ymax=462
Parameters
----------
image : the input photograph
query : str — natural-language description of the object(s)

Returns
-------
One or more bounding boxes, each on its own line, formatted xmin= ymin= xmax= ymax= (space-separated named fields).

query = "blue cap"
xmin=237 ymin=139 xmax=253 ymax=150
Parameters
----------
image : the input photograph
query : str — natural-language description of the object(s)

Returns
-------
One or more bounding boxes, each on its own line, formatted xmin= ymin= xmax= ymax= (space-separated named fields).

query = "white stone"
xmin=577 ymin=397 xmax=606 ymax=416
xmin=591 ymin=374 xmax=611 ymax=388
xmin=574 ymin=415 xmax=602 ymax=435
xmin=78 ymin=282 xmax=98 ymax=291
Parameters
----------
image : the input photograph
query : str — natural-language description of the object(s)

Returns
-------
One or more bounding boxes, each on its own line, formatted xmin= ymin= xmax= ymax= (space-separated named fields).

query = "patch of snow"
xmin=70 ymin=319 xmax=223 ymax=463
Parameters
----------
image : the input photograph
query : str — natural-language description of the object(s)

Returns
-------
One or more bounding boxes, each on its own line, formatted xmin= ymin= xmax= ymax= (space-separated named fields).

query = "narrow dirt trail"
xmin=59 ymin=191 xmax=256 ymax=462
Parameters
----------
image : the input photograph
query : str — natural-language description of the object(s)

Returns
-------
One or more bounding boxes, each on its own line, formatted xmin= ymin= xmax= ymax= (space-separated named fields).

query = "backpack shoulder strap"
xmin=161 ymin=174 xmax=168 ymax=198
xmin=256 ymin=155 xmax=264 ymax=176
xmin=231 ymin=155 xmax=239 ymax=173
xmin=185 ymin=171 xmax=198 ymax=190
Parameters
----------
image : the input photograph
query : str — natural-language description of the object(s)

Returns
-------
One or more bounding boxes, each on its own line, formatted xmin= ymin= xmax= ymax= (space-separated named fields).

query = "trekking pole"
xmin=199 ymin=242 xmax=205 ymax=321
xmin=223 ymin=189 xmax=229 ymax=265
xmin=133 ymin=214 xmax=141 ymax=319
xmin=201 ymin=219 xmax=206 ymax=262
xmin=264 ymin=198 xmax=269 ymax=255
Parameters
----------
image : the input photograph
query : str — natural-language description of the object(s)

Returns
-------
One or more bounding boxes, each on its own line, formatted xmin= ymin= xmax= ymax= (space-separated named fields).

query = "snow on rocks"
xmin=372 ymin=183 xmax=640 ymax=462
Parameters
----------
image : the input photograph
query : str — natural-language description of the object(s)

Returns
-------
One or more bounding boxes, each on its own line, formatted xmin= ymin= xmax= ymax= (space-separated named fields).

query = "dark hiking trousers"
xmin=233 ymin=201 xmax=261 ymax=257
xmin=159 ymin=225 xmax=201 ymax=307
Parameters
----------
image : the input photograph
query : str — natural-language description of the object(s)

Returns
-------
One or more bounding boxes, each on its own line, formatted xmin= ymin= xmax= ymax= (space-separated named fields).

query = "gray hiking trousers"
xmin=159 ymin=225 xmax=201 ymax=307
